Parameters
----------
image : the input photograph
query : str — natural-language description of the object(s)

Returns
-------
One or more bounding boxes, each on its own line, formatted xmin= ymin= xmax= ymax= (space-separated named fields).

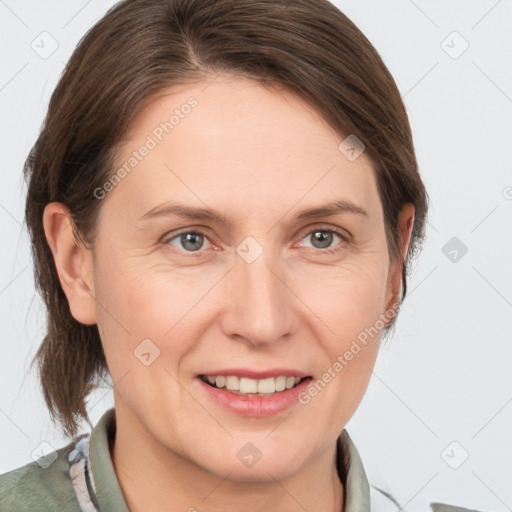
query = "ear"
xmin=384 ymin=202 xmax=415 ymax=318
xmin=42 ymin=202 xmax=97 ymax=325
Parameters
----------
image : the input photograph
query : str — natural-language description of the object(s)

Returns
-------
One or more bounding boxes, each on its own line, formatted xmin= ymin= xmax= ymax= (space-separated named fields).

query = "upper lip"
xmin=199 ymin=368 xmax=311 ymax=379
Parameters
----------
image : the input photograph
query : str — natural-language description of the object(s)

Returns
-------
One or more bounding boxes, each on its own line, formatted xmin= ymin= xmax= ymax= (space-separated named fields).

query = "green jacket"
xmin=0 ymin=408 xmax=486 ymax=511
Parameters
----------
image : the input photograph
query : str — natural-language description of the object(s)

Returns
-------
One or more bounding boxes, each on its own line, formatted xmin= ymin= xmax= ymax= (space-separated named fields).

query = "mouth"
xmin=199 ymin=374 xmax=312 ymax=397
xmin=196 ymin=372 xmax=314 ymax=417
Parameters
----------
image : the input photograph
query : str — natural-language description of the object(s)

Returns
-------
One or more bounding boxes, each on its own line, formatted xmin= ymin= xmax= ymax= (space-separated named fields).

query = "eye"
xmin=298 ymin=226 xmax=349 ymax=254
xmin=165 ymin=231 xmax=213 ymax=252
xmin=163 ymin=226 xmax=349 ymax=255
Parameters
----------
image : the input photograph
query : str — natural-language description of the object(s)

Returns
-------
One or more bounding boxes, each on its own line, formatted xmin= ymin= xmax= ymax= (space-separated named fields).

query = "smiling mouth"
xmin=199 ymin=374 xmax=312 ymax=396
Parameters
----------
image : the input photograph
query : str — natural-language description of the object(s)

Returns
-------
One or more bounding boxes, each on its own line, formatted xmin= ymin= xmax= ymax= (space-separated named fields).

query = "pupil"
xmin=182 ymin=232 xmax=203 ymax=251
xmin=312 ymin=231 xmax=332 ymax=249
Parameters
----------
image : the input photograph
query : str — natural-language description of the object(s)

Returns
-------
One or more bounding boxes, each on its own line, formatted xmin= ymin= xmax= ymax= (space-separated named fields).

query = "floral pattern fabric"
xmin=68 ymin=435 xmax=99 ymax=512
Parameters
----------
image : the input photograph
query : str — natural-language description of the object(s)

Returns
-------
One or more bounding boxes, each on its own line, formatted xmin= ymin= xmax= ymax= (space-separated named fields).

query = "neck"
xmin=110 ymin=405 xmax=345 ymax=512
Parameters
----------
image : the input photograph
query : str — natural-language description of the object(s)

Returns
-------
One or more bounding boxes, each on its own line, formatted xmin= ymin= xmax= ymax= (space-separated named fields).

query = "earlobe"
xmin=42 ymin=202 xmax=97 ymax=325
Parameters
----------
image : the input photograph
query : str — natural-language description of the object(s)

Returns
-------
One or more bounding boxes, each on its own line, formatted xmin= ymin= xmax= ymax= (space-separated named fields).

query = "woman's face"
xmin=63 ymin=74 xmax=413 ymax=480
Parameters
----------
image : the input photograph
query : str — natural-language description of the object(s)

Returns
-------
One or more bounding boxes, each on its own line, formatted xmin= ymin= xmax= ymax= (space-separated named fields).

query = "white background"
xmin=0 ymin=1 xmax=511 ymax=511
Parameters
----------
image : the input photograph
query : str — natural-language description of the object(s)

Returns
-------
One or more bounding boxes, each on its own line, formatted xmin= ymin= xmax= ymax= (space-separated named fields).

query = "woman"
xmin=0 ymin=0 xmax=483 ymax=510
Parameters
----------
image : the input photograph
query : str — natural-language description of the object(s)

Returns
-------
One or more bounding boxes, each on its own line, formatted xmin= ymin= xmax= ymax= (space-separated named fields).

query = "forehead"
xmin=106 ymin=75 xmax=381 ymax=223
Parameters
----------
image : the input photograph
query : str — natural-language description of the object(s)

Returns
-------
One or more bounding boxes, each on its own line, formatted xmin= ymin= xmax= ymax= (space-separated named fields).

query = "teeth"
xmin=241 ymin=377 xmax=258 ymax=393
xmin=256 ymin=377 xmax=274 ymax=394
xmin=275 ymin=376 xmax=286 ymax=392
xmin=225 ymin=376 xmax=239 ymax=391
xmin=202 ymin=375 xmax=305 ymax=395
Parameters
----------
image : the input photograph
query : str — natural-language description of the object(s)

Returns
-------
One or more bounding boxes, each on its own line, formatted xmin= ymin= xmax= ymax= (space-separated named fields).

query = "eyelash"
xmin=162 ymin=225 xmax=350 ymax=256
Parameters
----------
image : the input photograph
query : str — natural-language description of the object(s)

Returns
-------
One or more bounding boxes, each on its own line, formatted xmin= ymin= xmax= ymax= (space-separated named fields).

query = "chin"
xmin=215 ymin=461 xmax=300 ymax=483
xmin=192 ymin=442 xmax=304 ymax=482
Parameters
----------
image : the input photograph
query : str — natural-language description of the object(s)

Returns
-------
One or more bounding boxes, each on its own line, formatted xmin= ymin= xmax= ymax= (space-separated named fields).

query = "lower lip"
xmin=197 ymin=377 xmax=313 ymax=417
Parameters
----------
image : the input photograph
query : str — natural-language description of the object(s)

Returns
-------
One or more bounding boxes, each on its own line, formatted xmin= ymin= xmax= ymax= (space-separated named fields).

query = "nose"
xmin=219 ymin=245 xmax=297 ymax=347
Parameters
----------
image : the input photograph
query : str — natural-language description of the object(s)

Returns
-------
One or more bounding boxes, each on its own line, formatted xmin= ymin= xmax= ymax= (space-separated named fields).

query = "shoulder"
xmin=429 ymin=503 xmax=489 ymax=512
xmin=341 ymin=429 xmax=490 ymax=512
xmin=0 ymin=437 xmax=84 ymax=512
xmin=371 ymin=484 xmax=490 ymax=512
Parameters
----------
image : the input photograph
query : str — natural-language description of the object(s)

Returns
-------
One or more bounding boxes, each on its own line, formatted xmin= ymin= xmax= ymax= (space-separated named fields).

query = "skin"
xmin=43 ymin=74 xmax=414 ymax=512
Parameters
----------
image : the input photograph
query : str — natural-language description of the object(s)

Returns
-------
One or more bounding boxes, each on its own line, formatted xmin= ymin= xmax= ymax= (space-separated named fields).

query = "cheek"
xmin=93 ymin=251 xmax=215 ymax=363
xmin=295 ymin=252 xmax=389 ymax=403
xmin=304 ymin=261 xmax=387 ymax=422
xmin=93 ymin=259 xmax=195 ymax=410
xmin=298 ymin=254 xmax=389 ymax=332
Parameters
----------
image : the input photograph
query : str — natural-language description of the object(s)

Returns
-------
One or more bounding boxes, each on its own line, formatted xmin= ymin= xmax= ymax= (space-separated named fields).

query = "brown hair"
xmin=25 ymin=0 xmax=428 ymax=438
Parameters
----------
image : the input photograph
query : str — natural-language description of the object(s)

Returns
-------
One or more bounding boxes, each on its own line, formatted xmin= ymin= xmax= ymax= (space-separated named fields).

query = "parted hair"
xmin=24 ymin=0 xmax=428 ymax=438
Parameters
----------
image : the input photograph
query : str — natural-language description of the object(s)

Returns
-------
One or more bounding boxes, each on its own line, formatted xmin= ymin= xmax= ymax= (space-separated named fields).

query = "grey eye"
xmin=309 ymin=230 xmax=335 ymax=249
xmin=169 ymin=232 xmax=209 ymax=252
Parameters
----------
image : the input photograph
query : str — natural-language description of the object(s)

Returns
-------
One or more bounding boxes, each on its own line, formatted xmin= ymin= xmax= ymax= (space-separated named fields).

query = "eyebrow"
xmin=138 ymin=199 xmax=369 ymax=228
